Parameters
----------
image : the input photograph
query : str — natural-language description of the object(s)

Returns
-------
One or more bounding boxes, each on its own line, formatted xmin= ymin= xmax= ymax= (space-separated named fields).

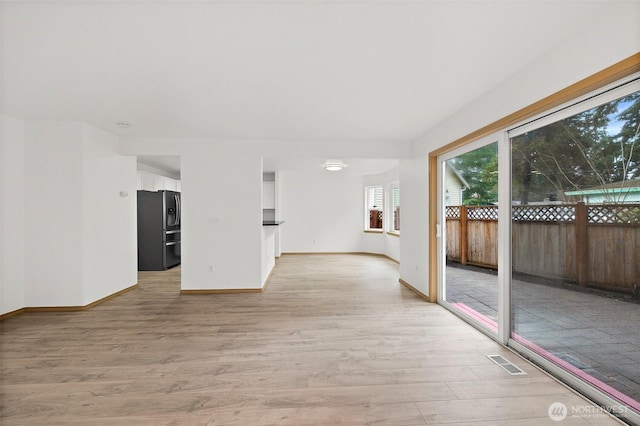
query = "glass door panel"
xmin=441 ymin=141 xmax=500 ymax=335
xmin=510 ymin=90 xmax=640 ymax=414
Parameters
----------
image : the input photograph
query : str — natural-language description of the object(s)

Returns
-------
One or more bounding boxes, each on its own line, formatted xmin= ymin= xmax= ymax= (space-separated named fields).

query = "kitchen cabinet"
xmin=137 ymin=171 xmax=181 ymax=192
xmin=262 ymin=172 xmax=277 ymax=224
xmin=164 ymin=177 xmax=179 ymax=192
xmin=138 ymin=171 xmax=157 ymax=191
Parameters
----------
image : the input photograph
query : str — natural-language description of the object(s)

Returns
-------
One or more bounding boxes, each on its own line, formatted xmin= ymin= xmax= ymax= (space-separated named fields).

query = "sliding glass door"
xmin=436 ymin=74 xmax=640 ymax=423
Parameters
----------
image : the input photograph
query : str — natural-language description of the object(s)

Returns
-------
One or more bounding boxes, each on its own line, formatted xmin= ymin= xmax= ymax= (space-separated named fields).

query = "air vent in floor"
xmin=487 ymin=354 xmax=527 ymax=375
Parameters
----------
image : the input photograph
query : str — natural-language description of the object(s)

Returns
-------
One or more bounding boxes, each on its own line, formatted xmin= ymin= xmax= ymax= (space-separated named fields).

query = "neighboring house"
xmin=565 ymin=178 xmax=640 ymax=204
xmin=445 ymin=164 xmax=470 ymax=206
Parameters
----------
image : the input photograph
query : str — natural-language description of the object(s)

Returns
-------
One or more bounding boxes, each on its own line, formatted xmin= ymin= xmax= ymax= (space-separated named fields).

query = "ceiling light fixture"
xmin=116 ymin=121 xmax=130 ymax=129
xmin=324 ymin=162 xmax=344 ymax=171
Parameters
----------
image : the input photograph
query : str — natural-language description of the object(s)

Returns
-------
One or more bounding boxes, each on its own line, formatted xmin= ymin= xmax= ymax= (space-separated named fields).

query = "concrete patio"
xmin=445 ymin=264 xmax=640 ymax=410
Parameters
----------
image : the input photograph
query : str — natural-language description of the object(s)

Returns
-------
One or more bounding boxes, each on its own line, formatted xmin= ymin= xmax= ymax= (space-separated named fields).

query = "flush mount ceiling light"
xmin=324 ymin=162 xmax=344 ymax=171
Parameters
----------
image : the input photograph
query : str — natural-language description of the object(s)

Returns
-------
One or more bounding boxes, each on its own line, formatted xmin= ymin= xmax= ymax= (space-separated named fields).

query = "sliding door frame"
xmin=436 ymin=134 xmax=506 ymax=341
xmin=428 ymin=53 xmax=640 ymax=424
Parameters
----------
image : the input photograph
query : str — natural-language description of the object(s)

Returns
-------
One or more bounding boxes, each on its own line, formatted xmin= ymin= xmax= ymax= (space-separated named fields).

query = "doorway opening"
xmin=136 ymin=155 xmax=182 ymax=290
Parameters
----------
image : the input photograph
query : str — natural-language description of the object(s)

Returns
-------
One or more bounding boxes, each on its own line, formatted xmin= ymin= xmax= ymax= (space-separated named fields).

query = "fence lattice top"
xmin=512 ymin=205 xmax=575 ymax=222
xmin=446 ymin=203 xmax=640 ymax=225
xmin=467 ymin=206 xmax=498 ymax=220
xmin=445 ymin=206 xmax=461 ymax=219
xmin=588 ymin=205 xmax=640 ymax=224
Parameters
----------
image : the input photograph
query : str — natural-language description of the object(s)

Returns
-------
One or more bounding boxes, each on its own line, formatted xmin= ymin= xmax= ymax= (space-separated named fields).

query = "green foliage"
xmin=511 ymin=91 xmax=640 ymax=204
xmin=446 ymin=91 xmax=639 ymax=206
xmin=448 ymin=142 xmax=498 ymax=205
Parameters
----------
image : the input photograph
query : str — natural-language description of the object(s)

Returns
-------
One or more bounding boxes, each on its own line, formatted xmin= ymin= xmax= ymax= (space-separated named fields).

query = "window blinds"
xmin=367 ymin=186 xmax=384 ymax=209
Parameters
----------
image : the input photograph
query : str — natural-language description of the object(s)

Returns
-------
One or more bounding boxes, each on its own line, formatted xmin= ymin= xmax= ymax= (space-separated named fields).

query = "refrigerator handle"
xmin=175 ymin=194 xmax=181 ymax=226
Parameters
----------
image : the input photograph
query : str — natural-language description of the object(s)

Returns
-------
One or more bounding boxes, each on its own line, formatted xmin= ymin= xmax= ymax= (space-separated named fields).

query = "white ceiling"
xmin=1 ymin=1 xmax=612 ymax=174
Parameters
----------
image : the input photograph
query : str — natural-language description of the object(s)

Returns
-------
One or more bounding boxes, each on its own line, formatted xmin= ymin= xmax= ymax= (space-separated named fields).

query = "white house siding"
xmin=445 ymin=165 xmax=465 ymax=206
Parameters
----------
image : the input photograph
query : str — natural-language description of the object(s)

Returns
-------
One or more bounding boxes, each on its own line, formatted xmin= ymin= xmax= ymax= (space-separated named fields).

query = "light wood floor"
xmin=0 ymin=254 xmax=624 ymax=425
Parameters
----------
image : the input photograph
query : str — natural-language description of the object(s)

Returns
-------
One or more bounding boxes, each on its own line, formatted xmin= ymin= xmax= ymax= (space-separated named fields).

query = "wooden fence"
xmin=445 ymin=203 xmax=640 ymax=294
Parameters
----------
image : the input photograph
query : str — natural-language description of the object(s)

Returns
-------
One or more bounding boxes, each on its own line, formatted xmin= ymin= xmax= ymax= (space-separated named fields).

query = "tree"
xmin=448 ymin=142 xmax=498 ymax=205
xmin=612 ymin=92 xmax=640 ymax=182
xmin=511 ymin=91 xmax=640 ymax=204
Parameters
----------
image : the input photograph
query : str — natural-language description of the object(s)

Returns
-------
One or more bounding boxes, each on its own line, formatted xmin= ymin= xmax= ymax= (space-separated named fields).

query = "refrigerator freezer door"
xmin=164 ymin=241 xmax=181 ymax=268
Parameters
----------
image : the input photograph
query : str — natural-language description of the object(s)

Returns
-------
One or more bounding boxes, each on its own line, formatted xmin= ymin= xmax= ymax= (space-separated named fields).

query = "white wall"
xmin=181 ymin=150 xmax=263 ymax=290
xmin=279 ymin=169 xmax=364 ymax=253
xmin=276 ymin=166 xmax=400 ymax=261
xmin=81 ymin=124 xmax=137 ymax=304
xmin=0 ymin=118 xmax=138 ymax=314
xmin=1 ymin=114 xmax=26 ymax=314
xmin=398 ymin=157 xmax=429 ymax=295
xmin=24 ymin=121 xmax=85 ymax=307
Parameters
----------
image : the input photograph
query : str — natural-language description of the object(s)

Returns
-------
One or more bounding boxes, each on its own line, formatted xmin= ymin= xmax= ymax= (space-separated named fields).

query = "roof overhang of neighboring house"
xmin=565 ymin=178 xmax=640 ymax=197
xmin=446 ymin=163 xmax=471 ymax=190
xmin=565 ymin=187 xmax=640 ymax=196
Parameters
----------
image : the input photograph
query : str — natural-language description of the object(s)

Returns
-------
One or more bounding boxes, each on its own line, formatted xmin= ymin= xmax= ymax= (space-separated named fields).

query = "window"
xmin=365 ymin=185 xmax=383 ymax=230
xmin=391 ymin=185 xmax=400 ymax=232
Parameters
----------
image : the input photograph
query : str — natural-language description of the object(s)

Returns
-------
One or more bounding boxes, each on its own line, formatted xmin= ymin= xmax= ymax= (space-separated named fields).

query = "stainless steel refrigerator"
xmin=137 ymin=190 xmax=181 ymax=270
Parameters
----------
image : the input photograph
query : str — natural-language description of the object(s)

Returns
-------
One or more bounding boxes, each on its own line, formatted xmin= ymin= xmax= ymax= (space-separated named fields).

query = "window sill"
xmin=387 ymin=231 xmax=400 ymax=237
xmin=364 ymin=229 xmax=384 ymax=234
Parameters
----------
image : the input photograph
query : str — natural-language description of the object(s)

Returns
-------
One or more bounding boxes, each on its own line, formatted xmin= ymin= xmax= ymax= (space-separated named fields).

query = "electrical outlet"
xmin=208 ymin=265 xmax=214 ymax=272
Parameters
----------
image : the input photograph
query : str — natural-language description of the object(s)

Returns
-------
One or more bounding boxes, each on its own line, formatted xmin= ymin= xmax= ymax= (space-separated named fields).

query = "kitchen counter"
xmin=262 ymin=222 xmax=282 ymax=285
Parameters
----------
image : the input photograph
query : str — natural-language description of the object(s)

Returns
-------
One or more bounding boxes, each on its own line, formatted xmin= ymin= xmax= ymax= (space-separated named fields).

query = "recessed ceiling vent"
xmin=487 ymin=354 xmax=527 ymax=375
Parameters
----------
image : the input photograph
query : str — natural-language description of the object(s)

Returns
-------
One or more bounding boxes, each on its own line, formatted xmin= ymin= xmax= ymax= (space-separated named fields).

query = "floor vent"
xmin=487 ymin=354 xmax=527 ymax=375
